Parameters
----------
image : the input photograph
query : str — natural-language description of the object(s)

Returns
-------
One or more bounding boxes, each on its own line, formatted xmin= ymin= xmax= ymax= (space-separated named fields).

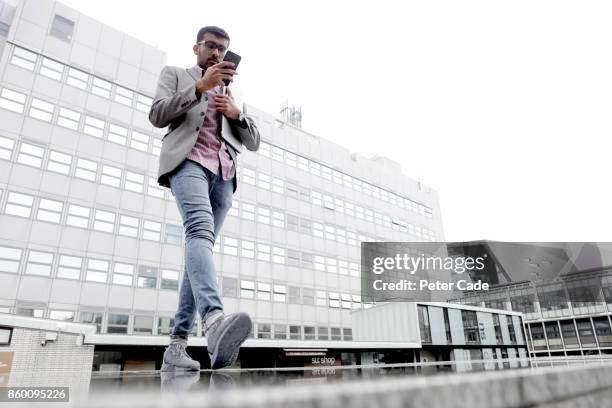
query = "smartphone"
xmin=222 ymin=50 xmax=241 ymax=86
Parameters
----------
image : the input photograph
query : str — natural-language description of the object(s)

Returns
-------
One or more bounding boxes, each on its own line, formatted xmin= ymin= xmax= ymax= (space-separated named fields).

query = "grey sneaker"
xmin=205 ymin=312 xmax=251 ymax=369
xmin=161 ymin=339 xmax=200 ymax=372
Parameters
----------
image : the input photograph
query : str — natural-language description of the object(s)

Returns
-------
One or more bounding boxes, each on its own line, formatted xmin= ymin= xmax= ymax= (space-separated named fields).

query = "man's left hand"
xmin=213 ymin=88 xmax=241 ymax=120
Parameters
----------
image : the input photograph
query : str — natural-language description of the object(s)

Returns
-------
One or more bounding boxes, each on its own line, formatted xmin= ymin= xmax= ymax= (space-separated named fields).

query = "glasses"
xmin=197 ymin=41 xmax=227 ymax=54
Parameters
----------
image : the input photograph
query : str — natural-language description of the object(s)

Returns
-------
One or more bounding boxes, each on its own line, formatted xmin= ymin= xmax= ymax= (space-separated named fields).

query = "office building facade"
xmin=0 ymin=0 xmax=449 ymax=368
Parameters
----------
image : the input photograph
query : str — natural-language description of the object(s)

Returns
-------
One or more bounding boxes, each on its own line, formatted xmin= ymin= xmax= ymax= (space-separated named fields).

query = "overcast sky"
xmin=59 ymin=0 xmax=612 ymax=243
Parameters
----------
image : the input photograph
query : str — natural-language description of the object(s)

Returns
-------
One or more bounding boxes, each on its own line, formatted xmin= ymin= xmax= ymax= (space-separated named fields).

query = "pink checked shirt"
xmin=186 ymin=67 xmax=235 ymax=181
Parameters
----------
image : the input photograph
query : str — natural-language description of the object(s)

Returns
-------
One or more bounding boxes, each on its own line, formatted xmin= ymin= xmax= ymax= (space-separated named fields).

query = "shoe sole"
xmin=161 ymin=362 xmax=200 ymax=372
xmin=209 ymin=314 xmax=251 ymax=369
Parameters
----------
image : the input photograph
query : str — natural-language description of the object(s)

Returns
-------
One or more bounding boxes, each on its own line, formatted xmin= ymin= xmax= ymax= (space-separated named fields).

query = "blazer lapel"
xmin=187 ymin=66 xmax=201 ymax=82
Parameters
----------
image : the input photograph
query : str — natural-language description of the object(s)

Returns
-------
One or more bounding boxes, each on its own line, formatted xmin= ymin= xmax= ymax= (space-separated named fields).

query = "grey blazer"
xmin=149 ymin=66 xmax=260 ymax=193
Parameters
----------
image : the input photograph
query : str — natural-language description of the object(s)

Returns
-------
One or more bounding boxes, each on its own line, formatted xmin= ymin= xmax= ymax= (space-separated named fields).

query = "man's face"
xmin=193 ymin=33 xmax=229 ymax=70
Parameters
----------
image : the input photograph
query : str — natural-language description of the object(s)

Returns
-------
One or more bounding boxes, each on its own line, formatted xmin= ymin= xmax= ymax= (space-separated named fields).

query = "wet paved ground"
xmin=3 ymin=358 xmax=612 ymax=407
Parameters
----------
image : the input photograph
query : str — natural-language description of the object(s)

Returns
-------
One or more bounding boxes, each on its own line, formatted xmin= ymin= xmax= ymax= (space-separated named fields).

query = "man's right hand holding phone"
xmin=196 ymin=61 xmax=236 ymax=94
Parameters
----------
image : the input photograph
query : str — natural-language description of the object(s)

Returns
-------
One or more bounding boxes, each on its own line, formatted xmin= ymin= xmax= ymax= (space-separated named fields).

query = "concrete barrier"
xmin=80 ymin=361 xmax=612 ymax=408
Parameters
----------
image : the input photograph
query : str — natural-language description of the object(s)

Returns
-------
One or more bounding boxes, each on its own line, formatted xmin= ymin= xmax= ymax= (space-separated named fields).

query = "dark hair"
xmin=196 ymin=26 xmax=230 ymax=44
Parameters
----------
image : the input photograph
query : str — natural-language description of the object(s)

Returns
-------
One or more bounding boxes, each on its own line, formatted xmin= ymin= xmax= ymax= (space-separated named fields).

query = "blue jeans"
xmin=168 ymin=159 xmax=233 ymax=338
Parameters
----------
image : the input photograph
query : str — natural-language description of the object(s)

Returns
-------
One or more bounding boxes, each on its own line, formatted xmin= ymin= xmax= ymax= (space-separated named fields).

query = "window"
xmin=288 ymin=286 xmax=300 ymax=304
xmin=0 ymin=136 xmax=15 ymax=160
xmin=240 ymin=240 xmax=255 ymax=259
xmin=321 ymin=165 xmax=332 ymax=181
xmin=240 ymin=280 xmax=254 ymax=298
xmin=314 ymin=256 xmax=325 ymax=272
xmin=286 ymin=182 xmax=299 ymax=199
xmin=257 ymin=323 xmax=271 ymax=339
xmin=310 ymin=162 xmax=320 ymax=177
xmin=137 ymin=265 xmax=158 ymax=288
xmin=136 ymin=94 xmax=152 ymax=112
xmin=29 ymin=98 xmax=54 ymax=122
xmin=302 ymin=288 xmax=314 ymax=305
xmin=6 ymin=192 xmax=33 ymax=217
xmin=257 ymin=282 xmax=271 ymax=300
xmin=164 ymin=224 xmax=182 ymax=246
xmin=0 ymin=246 xmax=21 ymax=274
xmin=222 ymin=277 xmax=237 ymax=297
xmin=17 ymin=142 xmax=44 ymax=167
xmin=37 ymin=198 xmax=63 ymax=223
xmin=84 ymin=115 xmax=105 ymax=138
xmin=311 ymin=191 xmax=322 ymax=207
xmin=158 ymin=316 xmax=174 ymax=335
xmin=143 ymin=220 xmax=161 ymax=241
xmin=92 ymin=77 xmax=111 ymax=98
xmin=49 ymin=310 xmax=74 ymax=321
xmin=272 ymin=247 xmax=285 ymax=264
xmin=80 ymin=311 xmax=103 ymax=333
xmin=57 ymin=107 xmax=80 ymax=130
xmin=16 ymin=307 xmax=43 ymax=318
xmin=316 ymin=290 xmax=327 ymax=306
xmin=122 ymin=171 xmax=143 ymax=193
xmin=297 ymin=156 xmax=309 ymax=172
xmin=289 ymin=325 xmax=301 ymax=340
xmin=100 ymin=164 xmax=121 ymax=187
xmin=343 ymin=328 xmax=352 ymax=341
xmin=223 ymin=237 xmax=238 ymax=256
xmin=114 ymin=86 xmax=133 ymax=106
xmin=66 ymin=67 xmax=88 ymax=90
xmin=86 ymin=259 xmax=109 ymax=283
xmin=272 ymin=210 xmax=284 ymax=228
xmin=118 ymin=215 xmax=139 ymax=237
xmin=10 ymin=47 xmax=37 ymax=71
xmin=47 ymin=150 xmax=72 ymax=174
xmin=273 ymin=324 xmax=287 ymax=339
xmin=462 ymin=310 xmax=480 ymax=344
xmin=268 ymin=145 xmax=281 ymax=162
xmin=318 ymin=327 xmax=329 ymax=341
xmin=93 ymin=209 xmax=115 ymax=233
xmin=326 ymin=257 xmax=337 ymax=273
xmin=0 ymin=88 xmax=26 ymax=113
xmin=304 ymin=326 xmax=315 ymax=340
xmin=50 ymin=14 xmax=74 ymax=42
xmin=313 ymin=222 xmax=324 ymax=238
xmin=299 ymin=219 xmax=312 ymax=235
xmin=324 ymin=225 xmax=335 ymax=241
xmin=40 ymin=57 xmax=64 ymax=81
xmin=273 ymin=284 xmax=286 ymax=302
xmin=286 ymin=214 xmax=299 ymax=232
xmin=329 ymin=292 xmax=340 ymax=308
xmin=341 ymin=293 xmax=352 ymax=309
xmin=323 ymin=195 xmax=334 ymax=210
xmin=257 ymin=173 xmax=270 ymax=190
xmin=331 ymin=327 xmax=342 ymax=341
xmin=352 ymin=294 xmax=362 ymax=310
xmin=287 ymin=249 xmax=300 ymax=266
xmin=25 ymin=251 xmax=53 ymax=276
xmin=75 ymin=158 xmax=97 ymax=181
xmin=133 ymin=315 xmax=153 ymax=335
xmin=349 ymin=262 xmax=359 ymax=277
xmin=338 ymin=260 xmax=349 ymax=276
xmin=257 ymin=207 xmax=270 ymax=224
xmin=108 ymin=124 xmax=128 ymax=145
xmin=130 ymin=131 xmax=149 ymax=152
xmin=239 ymin=202 xmax=255 ymax=221
xmin=66 ymin=204 xmax=89 ymax=228
xmin=57 ymin=255 xmax=81 ymax=280
xmin=301 ymin=252 xmax=313 ymax=270
xmin=112 ymin=263 xmax=134 ymax=286
xmin=242 ymin=167 xmax=256 ymax=185
xmin=152 ymin=138 xmax=162 ymax=156
xmin=107 ymin=313 xmax=129 ymax=334
xmin=272 ymin=177 xmax=284 ymax=194
xmin=256 ymin=244 xmax=270 ymax=262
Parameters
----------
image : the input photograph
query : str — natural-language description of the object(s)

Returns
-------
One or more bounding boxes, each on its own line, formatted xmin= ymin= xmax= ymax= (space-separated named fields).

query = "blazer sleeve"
xmin=229 ymin=114 xmax=260 ymax=152
xmin=149 ymin=66 xmax=201 ymax=128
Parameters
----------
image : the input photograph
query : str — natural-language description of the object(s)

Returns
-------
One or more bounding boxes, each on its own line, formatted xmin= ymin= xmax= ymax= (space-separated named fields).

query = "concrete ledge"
xmin=81 ymin=361 xmax=612 ymax=408
xmin=0 ymin=313 xmax=96 ymax=335
xmin=84 ymin=333 xmax=421 ymax=349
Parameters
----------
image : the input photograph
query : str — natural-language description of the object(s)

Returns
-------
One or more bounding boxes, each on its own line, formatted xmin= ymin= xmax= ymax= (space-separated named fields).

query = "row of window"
xmin=2 ymin=306 xmax=353 ymax=340
xmin=7 ymin=43 xmax=434 ymax=220
xmin=0 ymin=190 xmax=183 ymax=245
xmin=0 ymin=86 xmax=161 ymax=156
xmin=0 ymin=245 xmax=179 ymax=288
xmin=258 ymin=140 xmax=433 ymax=219
xmin=0 ymin=244 xmax=366 ymax=306
xmin=0 ymin=135 xmax=436 ymax=240
xmin=527 ymin=317 xmax=612 ymax=350
xmin=9 ymin=45 xmax=153 ymax=113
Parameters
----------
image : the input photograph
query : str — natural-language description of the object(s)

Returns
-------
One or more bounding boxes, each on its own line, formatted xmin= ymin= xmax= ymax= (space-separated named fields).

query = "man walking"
xmin=149 ymin=26 xmax=260 ymax=370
